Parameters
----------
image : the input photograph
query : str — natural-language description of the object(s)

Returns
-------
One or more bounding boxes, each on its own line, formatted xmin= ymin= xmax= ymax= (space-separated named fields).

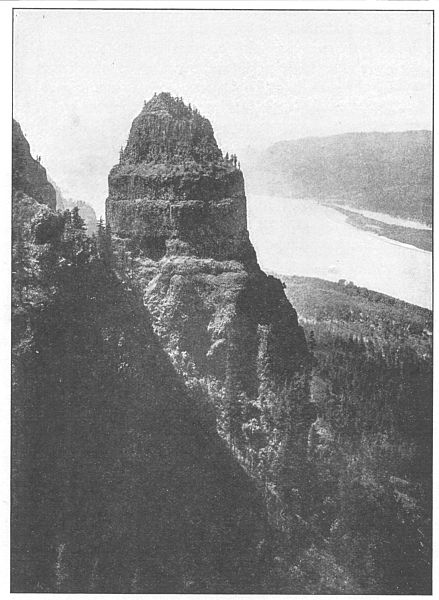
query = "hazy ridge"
xmin=245 ymin=130 xmax=432 ymax=225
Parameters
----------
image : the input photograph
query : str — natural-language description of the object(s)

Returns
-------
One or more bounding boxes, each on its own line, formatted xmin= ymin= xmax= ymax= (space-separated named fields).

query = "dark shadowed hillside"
xmin=277 ymin=275 xmax=432 ymax=593
xmin=246 ymin=131 xmax=432 ymax=224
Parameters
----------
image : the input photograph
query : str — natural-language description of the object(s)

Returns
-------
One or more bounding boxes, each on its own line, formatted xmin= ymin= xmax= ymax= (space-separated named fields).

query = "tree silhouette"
xmin=71 ymin=206 xmax=86 ymax=231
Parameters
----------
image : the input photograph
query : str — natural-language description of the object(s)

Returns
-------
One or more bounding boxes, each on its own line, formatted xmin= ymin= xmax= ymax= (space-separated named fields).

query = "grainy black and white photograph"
xmin=10 ymin=3 xmax=433 ymax=594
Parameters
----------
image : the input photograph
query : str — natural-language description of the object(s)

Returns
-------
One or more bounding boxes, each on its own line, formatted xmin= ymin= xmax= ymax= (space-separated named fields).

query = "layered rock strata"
xmin=107 ymin=93 xmax=256 ymax=264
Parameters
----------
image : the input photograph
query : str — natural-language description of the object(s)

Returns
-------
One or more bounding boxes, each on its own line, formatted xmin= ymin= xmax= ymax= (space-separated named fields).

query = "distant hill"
xmin=245 ymin=131 xmax=432 ymax=225
xmin=62 ymin=199 xmax=98 ymax=235
xmin=48 ymin=176 xmax=98 ymax=234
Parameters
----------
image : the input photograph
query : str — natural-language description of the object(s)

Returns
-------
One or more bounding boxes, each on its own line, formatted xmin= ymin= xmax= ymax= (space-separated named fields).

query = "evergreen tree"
xmin=63 ymin=209 xmax=72 ymax=227
xmin=71 ymin=206 xmax=86 ymax=231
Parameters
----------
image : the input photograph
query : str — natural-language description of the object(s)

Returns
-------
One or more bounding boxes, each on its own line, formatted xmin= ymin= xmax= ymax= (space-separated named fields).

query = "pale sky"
xmin=13 ymin=9 xmax=432 ymax=217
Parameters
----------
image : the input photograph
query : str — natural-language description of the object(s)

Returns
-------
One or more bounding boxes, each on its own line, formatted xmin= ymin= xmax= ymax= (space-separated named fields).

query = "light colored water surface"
xmin=247 ymin=194 xmax=432 ymax=309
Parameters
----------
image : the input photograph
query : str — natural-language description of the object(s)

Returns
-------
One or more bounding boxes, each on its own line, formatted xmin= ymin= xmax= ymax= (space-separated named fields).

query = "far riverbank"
xmin=327 ymin=205 xmax=432 ymax=252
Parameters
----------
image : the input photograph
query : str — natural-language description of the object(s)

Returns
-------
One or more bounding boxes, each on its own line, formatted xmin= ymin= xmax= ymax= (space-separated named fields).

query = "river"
xmin=247 ymin=194 xmax=432 ymax=309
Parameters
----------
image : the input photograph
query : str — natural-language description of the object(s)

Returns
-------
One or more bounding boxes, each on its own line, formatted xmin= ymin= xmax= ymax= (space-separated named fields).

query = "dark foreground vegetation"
xmin=12 ymin=205 xmax=280 ymax=593
xmin=278 ymin=275 xmax=432 ymax=593
xmin=12 ymin=201 xmax=432 ymax=593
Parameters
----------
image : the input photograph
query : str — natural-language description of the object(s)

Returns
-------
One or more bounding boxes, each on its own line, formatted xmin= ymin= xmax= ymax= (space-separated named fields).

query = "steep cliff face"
xmin=107 ymin=93 xmax=256 ymax=264
xmin=107 ymin=94 xmax=313 ymax=504
xmin=12 ymin=119 xmax=56 ymax=210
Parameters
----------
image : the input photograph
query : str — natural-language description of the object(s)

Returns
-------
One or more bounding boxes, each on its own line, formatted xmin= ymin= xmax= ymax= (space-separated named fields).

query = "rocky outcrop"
xmin=12 ymin=119 xmax=56 ymax=210
xmin=145 ymin=256 xmax=307 ymax=391
xmin=122 ymin=92 xmax=222 ymax=164
xmin=107 ymin=94 xmax=313 ymax=502
xmin=107 ymin=93 xmax=256 ymax=264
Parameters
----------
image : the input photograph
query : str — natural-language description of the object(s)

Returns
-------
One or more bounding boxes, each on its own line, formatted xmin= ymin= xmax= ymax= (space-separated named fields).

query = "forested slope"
xmin=246 ymin=131 xmax=432 ymax=224
xmin=278 ymin=275 xmax=432 ymax=593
